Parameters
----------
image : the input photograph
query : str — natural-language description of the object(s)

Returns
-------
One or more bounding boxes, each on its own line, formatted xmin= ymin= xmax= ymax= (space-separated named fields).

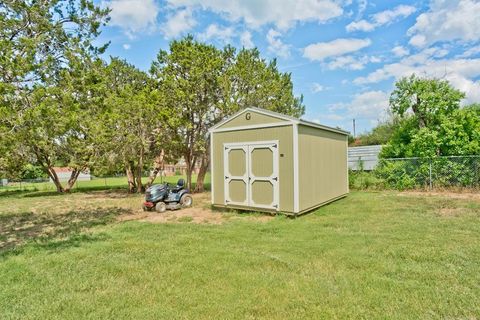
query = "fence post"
xmin=429 ymin=158 xmax=433 ymax=191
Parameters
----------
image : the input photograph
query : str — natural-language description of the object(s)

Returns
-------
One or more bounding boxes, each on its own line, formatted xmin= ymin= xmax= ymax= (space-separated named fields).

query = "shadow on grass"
xmin=0 ymin=207 xmax=132 ymax=258
xmin=0 ymin=189 xmax=38 ymax=198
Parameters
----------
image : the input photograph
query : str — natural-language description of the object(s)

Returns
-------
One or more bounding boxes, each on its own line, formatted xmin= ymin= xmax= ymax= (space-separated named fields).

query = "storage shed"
xmin=209 ymin=107 xmax=349 ymax=215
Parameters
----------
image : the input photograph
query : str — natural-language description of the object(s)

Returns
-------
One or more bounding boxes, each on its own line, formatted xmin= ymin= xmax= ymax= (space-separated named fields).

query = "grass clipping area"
xmin=0 ymin=190 xmax=479 ymax=318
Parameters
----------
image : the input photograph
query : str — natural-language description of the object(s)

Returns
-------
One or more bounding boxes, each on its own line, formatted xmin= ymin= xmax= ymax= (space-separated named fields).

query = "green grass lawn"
xmin=1 ymin=191 xmax=479 ymax=319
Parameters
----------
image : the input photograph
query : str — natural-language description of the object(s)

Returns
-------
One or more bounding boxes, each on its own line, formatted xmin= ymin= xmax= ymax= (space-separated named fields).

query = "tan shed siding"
xmin=298 ymin=125 xmax=348 ymax=212
xmin=218 ymin=111 xmax=286 ymax=129
xmin=212 ymin=125 xmax=294 ymax=213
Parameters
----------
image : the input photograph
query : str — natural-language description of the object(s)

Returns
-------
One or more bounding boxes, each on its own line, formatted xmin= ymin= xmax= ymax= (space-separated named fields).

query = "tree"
xmin=382 ymin=75 xmax=480 ymax=158
xmin=150 ymin=36 xmax=227 ymax=192
xmin=150 ymin=36 xmax=305 ymax=192
xmin=98 ymin=58 xmax=171 ymax=193
xmin=227 ymin=48 xmax=304 ymax=117
xmin=0 ymin=0 xmax=109 ymax=192
xmin=351 ymin=117 xmax=400 ymax=146
xmin=389 ymin=74 xmax=464 ymax=128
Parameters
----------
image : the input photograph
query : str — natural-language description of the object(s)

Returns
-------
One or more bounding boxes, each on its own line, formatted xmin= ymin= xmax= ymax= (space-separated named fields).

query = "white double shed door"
xmin=223 ymin=141 xmax=279 ymax=210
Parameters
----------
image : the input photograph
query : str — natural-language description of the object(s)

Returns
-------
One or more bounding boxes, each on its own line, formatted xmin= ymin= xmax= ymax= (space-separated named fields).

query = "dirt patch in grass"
xmin=397 ymin=190 xmax=480 ymax=201
xmin=139 ymin=207 xmax=225 ymax=224
xmin=121 ymin=192 xmax=274 ymax=224
xmin=436 ymin=207 xmax=469 ymax=217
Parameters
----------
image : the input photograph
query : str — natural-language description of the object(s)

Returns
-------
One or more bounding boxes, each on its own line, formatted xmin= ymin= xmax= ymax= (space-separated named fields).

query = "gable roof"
xmin=210 ymin=107 xmax=349 ymax=135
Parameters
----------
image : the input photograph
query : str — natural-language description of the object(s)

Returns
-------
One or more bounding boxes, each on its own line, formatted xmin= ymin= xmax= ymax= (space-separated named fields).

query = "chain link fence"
xmin=349 ymin=155 xmax=480 ymax=190
xmin=0 ymin=175 xmax=187 ymax=193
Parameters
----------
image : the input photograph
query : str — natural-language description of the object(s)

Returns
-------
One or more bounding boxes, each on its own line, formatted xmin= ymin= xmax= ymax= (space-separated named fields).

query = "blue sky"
xmin=96 ymin=0 xmax=480 ymax=134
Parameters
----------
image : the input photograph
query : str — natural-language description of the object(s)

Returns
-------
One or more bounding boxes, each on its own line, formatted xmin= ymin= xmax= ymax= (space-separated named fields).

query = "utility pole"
xmin=352 ymin=119 xmax=356 ymax=138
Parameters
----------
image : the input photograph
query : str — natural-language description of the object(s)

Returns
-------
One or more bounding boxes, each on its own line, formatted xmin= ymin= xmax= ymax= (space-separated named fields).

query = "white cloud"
xmin=328 ymin=56 xmax=364 ymax=70
xmin=240 ymin=31 xmax=254 ymax=49
xmin=458 ymin=45 xmax=480 ymax=58
xmin=346 ymin=20 xmax=374 ymax=32
xmin=303 ymin=38 xmax=371 ymax=61
xmin=160 ymin=8 xmax=197 ymax=39
xmin=266 ymin=29 xmax=290 ymax=58
xmin=165 ymin=0 xmax=343 ymax=30
xmin=408 ymin=0 xmax=480 ymax=47
xmin=392 ymin=45 xmax=409 ymax=57
xmin=311 ymin=83 xmax=329 ymax=93
xmin=327 ymin=55 xmax=380 ymax=70
xmin=373 ymin=5 xmax=416 ymax=25
xmin=103 ymin=0 xmax=159 ymax=37
xmin=347 ymin=4 xmax=416 ymax=32
xmin=354 ymin=47 xmax=480 ymax=104
xmin=199 ymin=24 xmax=234 ymax=43
xmin=122 ymin=43 xmax=131 ymax=50
xmin=310 ymin=114 xmax=345 ymax=123
xmin=331 ymin=90 xmax=390 ymax=119
xmin=356 ymin=0 xmax=368 ymax=19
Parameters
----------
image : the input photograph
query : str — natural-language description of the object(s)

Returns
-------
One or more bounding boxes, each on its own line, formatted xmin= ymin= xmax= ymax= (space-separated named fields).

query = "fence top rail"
xmin=348 ymin=155 xmax=480 ymax=161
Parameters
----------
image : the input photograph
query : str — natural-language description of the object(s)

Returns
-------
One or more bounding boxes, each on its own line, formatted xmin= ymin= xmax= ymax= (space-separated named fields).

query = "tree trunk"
xmin=45 ymin=166 xmax=64 ymax=193
xmin=185 ymin=153 xmax=194 ymax=192
xmin=194 ymin=154 xmax=209 ymax=193
xmin=126 ymin=162 xmax=136 ymax=193
xmin=413 ymin=97 xmax=426 ymax=128
xmin=136 ymin=147 xmax=145 ymax=193
xmin=146 ymin=149 xmax=164 ymax=188
xmin=64 ymin=168 xmax=82 ymax=192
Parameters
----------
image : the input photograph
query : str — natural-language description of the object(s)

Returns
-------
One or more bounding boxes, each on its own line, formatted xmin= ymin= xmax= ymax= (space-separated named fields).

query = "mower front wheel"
xmin=155 ymin=202 xmax=167 ymax=213
xmin=180 ymin=194 xmax=193 ymax=207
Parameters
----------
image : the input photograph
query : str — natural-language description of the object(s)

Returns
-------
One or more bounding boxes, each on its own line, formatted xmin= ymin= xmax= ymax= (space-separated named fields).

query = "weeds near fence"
xmin=349 ymin=155 xmax=480 ymax=191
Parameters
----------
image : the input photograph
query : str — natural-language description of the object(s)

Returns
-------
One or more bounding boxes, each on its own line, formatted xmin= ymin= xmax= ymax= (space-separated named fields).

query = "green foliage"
xmin=389 ymin=74 xmax=464 ymax=128
xmin=352 ymin=118 xmax=400 ymax=146
xmin=375 ymin=159 xmax=430 ymax=190
xmin=20 ymin=164 xmax=48 ymax=180
xmin=95 ymin=58 xmax=168 ymax=192
xmin=374 ymin=157 xmax=480 ymax=190
xmin=382 ymin=75 xmax=480 ymax=158
xmin=0 ymin=0 xmax=109 ymax=191
xmin=225 ymin=48 xmax=305 ymax=116
xmin=150 ymin=35 xmax=305 ymax=191
xmin=348 ymin=170 xmax=383 ymax=190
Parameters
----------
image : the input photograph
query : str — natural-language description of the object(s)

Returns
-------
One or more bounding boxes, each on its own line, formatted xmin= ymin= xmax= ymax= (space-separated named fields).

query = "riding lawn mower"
xmin=143 ymin=178 xmax=193 ymax=213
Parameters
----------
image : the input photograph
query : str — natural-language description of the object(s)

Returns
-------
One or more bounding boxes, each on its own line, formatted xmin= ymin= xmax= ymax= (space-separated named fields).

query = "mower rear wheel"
xmin=155 ymin=202 xmax=167 ymax=213
xmin=180 ymin=194 xmax=193 ymax=207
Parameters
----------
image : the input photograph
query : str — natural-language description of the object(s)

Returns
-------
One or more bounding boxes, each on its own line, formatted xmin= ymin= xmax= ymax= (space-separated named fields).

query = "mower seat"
xmin=172 ymin=178 xmax=185 ymax=192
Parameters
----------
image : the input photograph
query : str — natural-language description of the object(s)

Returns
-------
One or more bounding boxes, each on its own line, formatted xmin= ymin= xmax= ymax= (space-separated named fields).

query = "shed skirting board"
xmin=213 ymin=204 xmax=278 ymax=214
xmin=213 ymin=193 xmax=347 ymax=216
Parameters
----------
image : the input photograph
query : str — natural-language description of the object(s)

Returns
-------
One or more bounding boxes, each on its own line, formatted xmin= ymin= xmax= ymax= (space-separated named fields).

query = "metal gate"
xmin=224 ymin=141 xmax=279 ymax=210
